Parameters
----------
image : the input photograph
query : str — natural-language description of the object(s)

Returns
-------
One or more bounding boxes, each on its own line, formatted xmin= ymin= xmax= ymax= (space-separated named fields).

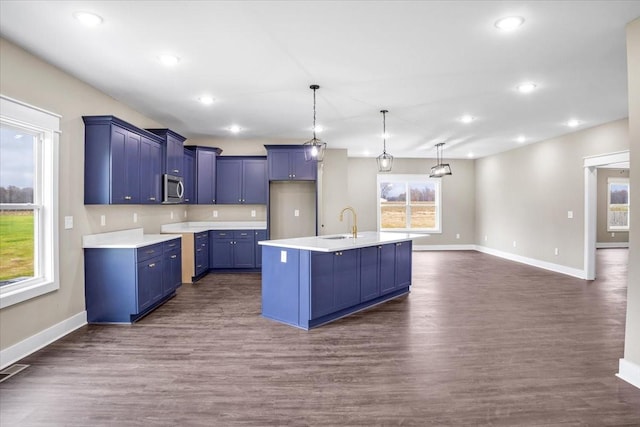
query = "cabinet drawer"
xmin=137 ymin=243 xmax=163 ymax=262
xmin=163 ymin=238 xmax=181 ymax=253
xmin=194 ymin=231 xmax=209 ymax=240
xmin=234 ymin=230 xmax=254 ymax=240
xmin=211 ymin=230 xmax=232 ymax=239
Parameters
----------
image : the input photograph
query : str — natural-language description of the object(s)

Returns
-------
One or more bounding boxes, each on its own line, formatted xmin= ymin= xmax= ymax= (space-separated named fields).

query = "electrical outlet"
xmin=251 ymin=209 xmax=256 ymax=218
xmin=567 ymin=210 xmax=573 ymax=219
xmin=484 ymin=235 xmax=488 ymax=242
xmin=100 ymin=215 xmax=106 ymax=226
xmin=611 ymin=232 xmax=615 ymax=237
xmin=213 ymin=210 xmax=218 ymax=218
xmin=294 ymin=209 xmax=300 ymax=217
xmin=554 ymin=248 xmax=559 ymax=256
xmin=170 ymin=211 xmax=174 ymax=220
xmin=513 ymin=240 xmax=517 ymax=248
xmin=133 ymin=212 xmax=138 ymax=223
xmin=456 ymin=233 xmax=460 ymax=239
xmin=280 ymin=250 xmax=287 ymax=263
xmin=64 ymin=216 xmax=73 ymax=229
xmin=184 ymin=210 xmax=187 ymax=218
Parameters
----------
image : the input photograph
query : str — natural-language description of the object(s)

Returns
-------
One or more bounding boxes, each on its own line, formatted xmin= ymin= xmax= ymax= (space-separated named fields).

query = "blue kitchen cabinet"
xmin=83 ymin=115 xmax=165 ymax=204
xmin=186 ymin=146 xmax=222 ymax=204
xmin=254 ymin=230 xmax=267 ymax=268
xmin=310 ymin=249 xmax=359 ymax=318
xmin=216 ymin=157 xmax=267 ymax=204
xmin=194 ymin=231 xmax=209 ymax=277
xmin=210 ymin=230 xmax=256 ymax=269
xmin=163 ymin=239 xmax=182 ymax=296
xmin=84 ymin=238 xmax=180 ymax=323
xmin=139 ymin=135 xmax=163 ymax=204
xmin=147 ymin=128 xmax=186 ymax=176
xmin=183 ymin=148 xmax=195 ymax=204
xmin=360 ymin=246 xmax=381 ymax=302
xmin=265 ymin=145 xmax=317 ymax=181
xmin=395 ymin=241 xmax=412 ymax=289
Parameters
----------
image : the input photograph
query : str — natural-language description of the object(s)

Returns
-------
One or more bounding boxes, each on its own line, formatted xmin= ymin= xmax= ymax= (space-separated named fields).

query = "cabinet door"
xmin=379 ymin=243 xmax=396 ymax=295
xmin=395 ymin=241 xmax=412 ymax=289
xmin=167 ymin=134 xmax=184 ymax=176
xmin=268 ymin=151 xmax=292 ymax=180
xmin=163 ymin=248 xmax=181 ymax=296
xmin=216 ymin=159 xmax=243 ymax=204
xmin=194 ymin=232 xmax=209 ymax=276
xmin=196 ymin=149 xmax=216 ymax=204
xmin=183 ymin=149 xmax=195 ymax=204
xmin=242 ymin=159 xmax=267 ymax=204
xmin=210 ymin=232 xmax=233 ymax=269
xmin=139 ymin=136 xmax=162 ymax=204
xmin=233 ymin=231 xmax=255 ymax=268
xmin=310 ymin=252 xmax=335 ymax=319
xmin=137 ymin=256 xmax=163 ymax=312
xmin=291 ymin=149 xmax=317 ymax=180
xmin=334 ymin=250 xmax=359 ymax=310
xmin=254 ymin=230 xmax=267 ymax=268
xmin=111 ymin=126 xmax=140 ymax=203
xmin=360 ymin=246 xmax=380 ymax=302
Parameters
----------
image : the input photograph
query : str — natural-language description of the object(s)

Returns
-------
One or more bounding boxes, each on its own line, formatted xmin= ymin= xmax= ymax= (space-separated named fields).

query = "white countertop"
xmin=160 ymin=221 xmax=267 ymax=233
xmin=83 ymin=228 xmax=182 ymax=249
xmin=258 ymin=231 xmax=424 ymax=252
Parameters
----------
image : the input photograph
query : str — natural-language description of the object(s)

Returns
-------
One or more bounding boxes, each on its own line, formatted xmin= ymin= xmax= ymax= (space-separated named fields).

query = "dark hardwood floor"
xmin=1 ymin=249 xmax=639 ymax=426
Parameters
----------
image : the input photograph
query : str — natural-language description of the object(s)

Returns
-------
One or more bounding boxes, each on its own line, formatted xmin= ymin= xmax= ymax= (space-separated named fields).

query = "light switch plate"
xmin=567 ymin=210 xmax=573 ymax=219
xmin=213 ymin=210 xmax=218 ymax=218
xmin=64 ymin=216 xmax=73 ymax=229
xmin=251 ymin=209 xmax=256 ymax=217
xmin=294 ymin=209 xmax=300 ymax=217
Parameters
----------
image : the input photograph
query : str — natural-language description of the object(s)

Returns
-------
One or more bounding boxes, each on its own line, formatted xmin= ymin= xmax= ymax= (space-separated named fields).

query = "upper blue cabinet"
xmin=182 ymin=147 xmax=195 ymax=204
xmin=216 ymin=157 xmax=267 ymax=204
xmin=184 ymin=146 xmax=222 ymax=204
xmin=83 ymin=115 xmax=164 ymax=204
xmin=146 ymin=128 xmax=186 ymax=177
xmin=265 ymin=145 xmax=317 ymax=181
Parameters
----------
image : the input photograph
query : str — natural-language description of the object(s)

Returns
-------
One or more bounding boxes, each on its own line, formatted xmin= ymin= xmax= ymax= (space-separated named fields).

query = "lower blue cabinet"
xmin=310 ymin=249 xmax=359 ymax=318
xmin=210 ymin=230 xmax=257 ymax=269
xmin=84 ymin=238 xmax=181 ymax=323
xmin=254 ymin=230 xmax=267 ymax=268
xmin=194 ymin=231 xmax=209 ymax=278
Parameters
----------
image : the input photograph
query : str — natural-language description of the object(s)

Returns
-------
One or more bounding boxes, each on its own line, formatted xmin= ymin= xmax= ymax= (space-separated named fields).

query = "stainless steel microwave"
xmin=163 ymin=174 xmax=184 ymax=204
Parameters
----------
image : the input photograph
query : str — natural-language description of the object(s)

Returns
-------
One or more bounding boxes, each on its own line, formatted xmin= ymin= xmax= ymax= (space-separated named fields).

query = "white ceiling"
xmin=1 ymin=1 xmax=639 ymax=159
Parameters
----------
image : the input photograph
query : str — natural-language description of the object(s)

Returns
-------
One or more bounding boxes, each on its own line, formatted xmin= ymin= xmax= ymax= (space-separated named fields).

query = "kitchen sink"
xmin=322 ymin=235 xmax=349 ymax=240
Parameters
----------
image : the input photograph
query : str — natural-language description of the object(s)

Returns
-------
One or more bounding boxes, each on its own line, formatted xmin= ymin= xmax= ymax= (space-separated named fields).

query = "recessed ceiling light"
xmin=229 ymin=125 xmax=241 ymax=134
xmin=467 ymin=152 xmax=474 ymax=158
xmin=159 ymin=54 xmax=180 ymax=66
xmin=516 ymin=82 xmax=537 ymax=93
xmin=516 ymin=135 xmax=526 ymax=143
xmin=460 ymin=115 xmax=475 ymax=124
xmin=73 ymin=11 xmax=103 ymax=27
xmin=363 ymin=150 xmax=371 ymax=157
xmin=198 ymin=95 xmax=214 ymax=105
xmin=495 ymin=16 xmax=525 ymax=31
xmin=567 ymin=119 xmax=581 ymax=127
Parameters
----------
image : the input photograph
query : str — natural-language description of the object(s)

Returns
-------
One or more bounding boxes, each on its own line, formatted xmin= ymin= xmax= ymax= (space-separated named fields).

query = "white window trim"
xmin=0 ymin=95 xmax=60 ymax=309
xmin=607 ymin=176 xmax=630 ymax=232
xmin=376 ymin=173 xmax=442 ymax=233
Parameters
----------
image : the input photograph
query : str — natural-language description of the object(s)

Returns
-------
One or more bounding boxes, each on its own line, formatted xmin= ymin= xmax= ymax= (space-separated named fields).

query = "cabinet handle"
xmin=171 ymin=255 xmax=177 ymax=259
xmin=168 ymin=243 xmax=176 ymax=247
xmin=292 ymin=174 xmax=295 ymax=178
xmin=173 ymin=169 xmax=179 ymax=173
xmin=185 ymin=198 xmax=190 ymax=202
xmin=145 ymin=250 xmax=155 ymax=254
xmin=196 ymin=249 xmax=201 ymax=252
xmin=201 ymin=243 xmax=206 ymax=247
xmin=378 ymin=246 xmax=382 ymax=249
xmin=124 ymin=196 xmax=132 ymax=200
xmin=240 ymin=233 xmax=248 ymax=236
xmin=196 ymin=264 xmax=202 ymax=268
xmin=396 ymin=243 xmax=402 ymax=246
xmin=148 ymin=263 xmax=156 ymax=268
xmin=219 ymin=233 xmax=226 ymax=236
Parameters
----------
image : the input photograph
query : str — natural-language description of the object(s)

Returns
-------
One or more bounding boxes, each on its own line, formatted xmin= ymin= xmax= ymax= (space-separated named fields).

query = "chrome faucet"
xmin=339 ymin=206 xmax=358 ymax=238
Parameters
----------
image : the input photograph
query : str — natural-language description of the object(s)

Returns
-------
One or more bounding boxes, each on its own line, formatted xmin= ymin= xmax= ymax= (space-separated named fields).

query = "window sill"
xmin=0 ymin=279 xmax=58 ymax=309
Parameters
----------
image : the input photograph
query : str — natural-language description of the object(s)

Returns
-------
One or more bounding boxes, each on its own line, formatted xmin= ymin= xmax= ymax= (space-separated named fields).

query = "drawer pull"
xmin=149 ymin=197 xmax=156 ymax=201
xmin=124 ymin=196 xmax=132 ymax=200
xmin=148 ymin=263 xmax=156 ymax=268
xmin=240 ymin=233 xmax=248 ymax=236
xmin=145 ymin=250 xmax=155 ymax=254
xmin=396 ymin=243 xmax=402 ymax=246
xmin=173 ymin=169 xmax=179 ymax=173
xmin=170 ymin=255 xmax=177 ymax=259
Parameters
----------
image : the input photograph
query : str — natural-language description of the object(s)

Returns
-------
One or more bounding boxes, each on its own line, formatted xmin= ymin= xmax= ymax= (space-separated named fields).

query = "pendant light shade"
xmin=377 ymin=109 xmax=393 ymax=172
xmin=303 ymin=84 xmax=327 ymax=162
xmin=429 ymin=143 xmax=452 ymax=177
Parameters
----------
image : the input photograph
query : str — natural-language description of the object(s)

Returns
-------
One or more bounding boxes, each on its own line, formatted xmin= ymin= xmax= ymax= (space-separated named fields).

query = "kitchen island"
xmin=259 ymin=231 xmax=420 ymax=329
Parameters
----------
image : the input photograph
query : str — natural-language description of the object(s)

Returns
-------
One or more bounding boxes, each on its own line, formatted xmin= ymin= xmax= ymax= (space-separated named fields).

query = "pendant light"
xmin=377 ymin=109 xmax=393 ymax=172
xmin=429 ymin=143 xmax=452 ymax=177
xmin=303 ymin=84 xmax=327 ymax=162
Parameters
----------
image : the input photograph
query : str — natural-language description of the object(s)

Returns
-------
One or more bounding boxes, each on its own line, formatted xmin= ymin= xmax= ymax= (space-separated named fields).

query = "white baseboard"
xmin=596 ymin=242 xmax=629 ymax=248
xmin=475 ymin=245 xmax=586 ymax=279
xmin=617 ymin=358 xmax=640 ymax=390
xmin=413 ymin=244 xmax=476 ymax=251
xmin=0 ymin=311 xmax=87 ymax=369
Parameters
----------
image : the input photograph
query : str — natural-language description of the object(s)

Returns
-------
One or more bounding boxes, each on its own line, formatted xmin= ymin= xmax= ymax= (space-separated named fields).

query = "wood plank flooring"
xmin=1 ymin=249 xmax=639 ymax=426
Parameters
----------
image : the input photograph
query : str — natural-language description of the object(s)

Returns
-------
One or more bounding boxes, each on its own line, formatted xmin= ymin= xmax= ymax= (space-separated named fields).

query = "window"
xmin=0 ymin=95 xmax=60 ymax=308
xmin=377 ymin=174 xmax=441 ymax=233
xmin=607 ymin=177 xmax=630 ymax=232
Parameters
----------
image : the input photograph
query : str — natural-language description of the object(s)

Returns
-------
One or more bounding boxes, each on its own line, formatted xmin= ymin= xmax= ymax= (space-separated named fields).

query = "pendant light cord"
xmin=382 ymin=111 xmax=387 ymax=154
xmin=312 ymin=86 xmax=317 ymax=140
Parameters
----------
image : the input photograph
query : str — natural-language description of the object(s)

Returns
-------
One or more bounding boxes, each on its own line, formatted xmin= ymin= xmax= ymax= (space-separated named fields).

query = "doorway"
xmin=583 ymin=150 xmax=630 ymax=279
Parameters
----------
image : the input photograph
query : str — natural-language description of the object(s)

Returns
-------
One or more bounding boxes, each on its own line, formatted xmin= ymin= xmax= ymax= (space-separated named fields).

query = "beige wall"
xmin=347 ymin=157 xmax=476 ymax=246
xmin=597 ymin=168 xmax=630 ymax=244
xmin=624 ymin=17 xmax=640 ymax=367
xmin=475 ymin=119 xmax=629 ymax=269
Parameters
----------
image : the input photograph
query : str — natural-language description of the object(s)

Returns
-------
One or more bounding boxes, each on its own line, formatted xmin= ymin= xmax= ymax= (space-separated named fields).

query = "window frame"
xmin=0 ymin=95 xmax=60 ymax=309
xmin=376 ymin=174 xmax=442 ymax=233
xmin=607 ymin=177 xmax=630 ymax=232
